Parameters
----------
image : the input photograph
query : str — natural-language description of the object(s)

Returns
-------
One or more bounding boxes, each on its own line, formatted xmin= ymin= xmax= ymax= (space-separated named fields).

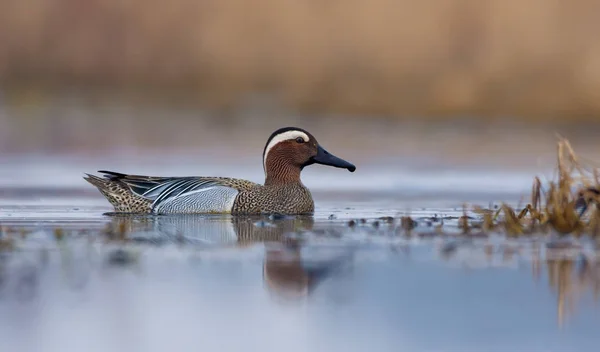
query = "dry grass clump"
xmin=473 ymin=136 xmax=600 ymax=237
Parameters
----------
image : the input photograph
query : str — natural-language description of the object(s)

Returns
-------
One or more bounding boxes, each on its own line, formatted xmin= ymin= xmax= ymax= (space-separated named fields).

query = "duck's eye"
xmin=295 ymin=137 xmax=305 ymax=143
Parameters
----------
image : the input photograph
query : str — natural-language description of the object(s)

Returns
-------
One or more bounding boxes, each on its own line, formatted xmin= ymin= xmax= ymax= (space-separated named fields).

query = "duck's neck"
xmin=264 ymin=164 xmax=302 ymax=186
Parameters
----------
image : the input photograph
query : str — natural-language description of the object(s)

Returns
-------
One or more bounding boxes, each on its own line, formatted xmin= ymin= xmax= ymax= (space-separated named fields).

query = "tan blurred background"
xmin=2 ymin=0 xmax=600 ymax=117
xmin=1 ymin=0 xmax=600 ymax=157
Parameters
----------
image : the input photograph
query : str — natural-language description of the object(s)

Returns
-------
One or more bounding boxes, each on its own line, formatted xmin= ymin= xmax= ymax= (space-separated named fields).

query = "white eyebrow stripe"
xmin=263 ymin=130 xmax=310 ymax=173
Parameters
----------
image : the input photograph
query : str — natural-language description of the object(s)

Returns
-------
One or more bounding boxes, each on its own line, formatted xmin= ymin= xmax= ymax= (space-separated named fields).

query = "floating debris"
xmin=347 ymin=220 xmax=356 ymax=228
xmin=378 ymin=216 xmax=395 ymax=223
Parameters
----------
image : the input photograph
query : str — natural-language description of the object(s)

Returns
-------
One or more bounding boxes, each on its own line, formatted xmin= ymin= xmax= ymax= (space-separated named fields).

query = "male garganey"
xmin=84 ymin=127 xmax=356 ymax=215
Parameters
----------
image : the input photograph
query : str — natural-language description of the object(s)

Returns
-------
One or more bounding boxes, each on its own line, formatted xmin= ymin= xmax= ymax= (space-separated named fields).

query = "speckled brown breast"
xmin=232 ymin=182 xmax=314 ymax=215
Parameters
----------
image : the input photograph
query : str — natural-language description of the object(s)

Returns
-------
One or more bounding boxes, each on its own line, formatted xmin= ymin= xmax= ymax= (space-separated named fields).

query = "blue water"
xmin=0 ymin=230 xmax=597 ymax=352
xmin=0 ymin=155 xmax=598 ymax=352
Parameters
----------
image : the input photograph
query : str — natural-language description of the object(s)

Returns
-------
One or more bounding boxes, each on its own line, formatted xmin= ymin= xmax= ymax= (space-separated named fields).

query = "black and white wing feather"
xmin=97 ymin=171 xmax=254 ymax=214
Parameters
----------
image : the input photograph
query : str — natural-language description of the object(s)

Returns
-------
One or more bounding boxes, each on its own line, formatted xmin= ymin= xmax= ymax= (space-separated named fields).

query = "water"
xmin=1 ymin=157 xmax=599 ymax=352
xmin=2 ymin=108 xmax=600 ymax=351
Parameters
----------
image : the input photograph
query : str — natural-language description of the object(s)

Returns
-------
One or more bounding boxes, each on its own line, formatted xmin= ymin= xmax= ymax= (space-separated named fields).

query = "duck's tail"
xmin=84 ymin=171 xmax=152 ymax=213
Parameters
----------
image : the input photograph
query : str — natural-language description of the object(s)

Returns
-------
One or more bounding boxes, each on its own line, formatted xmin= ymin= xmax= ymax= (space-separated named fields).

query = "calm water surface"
xmin=1 ymin=148 xmax=599 ymax=351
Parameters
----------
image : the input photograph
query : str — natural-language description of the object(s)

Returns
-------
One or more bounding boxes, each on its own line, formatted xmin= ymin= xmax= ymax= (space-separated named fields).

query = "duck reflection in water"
xmin=263 ymin=240 xmax=354 ymax=301
xmin=104 ymin=214 xmax=353 ymax=300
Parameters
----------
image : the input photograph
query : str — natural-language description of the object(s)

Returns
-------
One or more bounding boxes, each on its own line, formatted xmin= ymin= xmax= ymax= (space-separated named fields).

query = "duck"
xmin=84 ymin=127 xmax=356 ymax=215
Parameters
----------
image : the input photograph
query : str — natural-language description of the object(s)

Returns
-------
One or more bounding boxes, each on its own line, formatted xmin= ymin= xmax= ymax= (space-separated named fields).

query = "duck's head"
xmin=262 ymin=127 xmax=356 ymax=184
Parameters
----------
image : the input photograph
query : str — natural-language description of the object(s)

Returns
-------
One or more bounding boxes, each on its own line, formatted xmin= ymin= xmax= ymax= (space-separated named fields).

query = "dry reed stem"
xmin=471 ymin=137 xmax=600 ymax=237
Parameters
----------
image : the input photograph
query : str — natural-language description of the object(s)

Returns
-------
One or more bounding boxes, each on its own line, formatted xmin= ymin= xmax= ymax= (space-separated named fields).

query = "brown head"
xmin=262 ymin=127 xmax=356 ymax=185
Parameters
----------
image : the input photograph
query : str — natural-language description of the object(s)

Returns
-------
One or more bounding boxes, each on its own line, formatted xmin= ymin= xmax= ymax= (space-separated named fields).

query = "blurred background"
xmin=1 ymin=0 xmax=600 ymax=183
